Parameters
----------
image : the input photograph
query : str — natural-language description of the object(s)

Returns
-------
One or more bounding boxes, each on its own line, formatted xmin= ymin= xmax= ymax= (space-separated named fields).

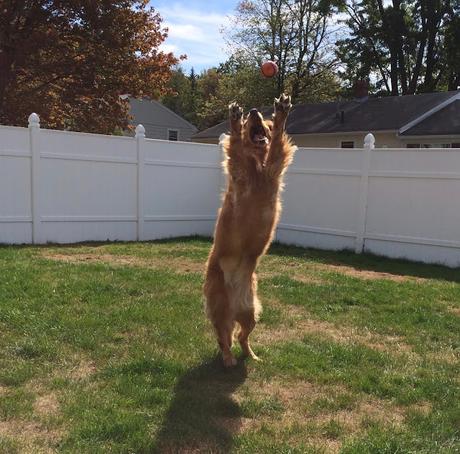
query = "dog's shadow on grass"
xmin=154 ymin=356 xmax=247 ymax=453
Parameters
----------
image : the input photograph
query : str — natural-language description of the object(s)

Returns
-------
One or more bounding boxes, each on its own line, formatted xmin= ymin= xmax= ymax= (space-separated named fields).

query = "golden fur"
xmin=204 ymin=94 xmax=296 ymax=367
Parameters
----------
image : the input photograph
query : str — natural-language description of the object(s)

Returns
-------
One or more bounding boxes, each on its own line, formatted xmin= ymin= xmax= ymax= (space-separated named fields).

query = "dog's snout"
xmin=249 ymin=108 xmax=259 ymax=116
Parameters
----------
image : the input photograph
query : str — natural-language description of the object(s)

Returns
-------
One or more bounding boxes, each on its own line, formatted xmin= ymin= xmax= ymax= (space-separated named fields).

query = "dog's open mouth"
xmin=250 ymin=125 xmax=269 ymax=145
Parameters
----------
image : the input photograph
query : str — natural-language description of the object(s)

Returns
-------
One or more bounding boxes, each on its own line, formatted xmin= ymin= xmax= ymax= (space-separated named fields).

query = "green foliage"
xmin=336 ymin=0 xmax=460 ymax=95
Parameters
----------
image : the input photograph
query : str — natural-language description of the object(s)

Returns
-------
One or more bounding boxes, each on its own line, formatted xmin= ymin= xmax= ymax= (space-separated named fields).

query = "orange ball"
xmin=261 ymin=60 xmax=278 ymax=78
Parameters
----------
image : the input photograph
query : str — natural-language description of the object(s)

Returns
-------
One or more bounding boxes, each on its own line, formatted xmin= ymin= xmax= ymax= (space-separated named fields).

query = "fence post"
xmin=29 ymin=113 xmax=41 ymax=244
xmin=355 ymin=133 xmax=375 ymax=254
xmin=135 ymin=124 xmax=146 ymax=241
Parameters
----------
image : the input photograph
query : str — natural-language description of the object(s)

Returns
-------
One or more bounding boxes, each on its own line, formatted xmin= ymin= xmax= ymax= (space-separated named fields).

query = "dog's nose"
xmin=249 ymin=108 xmax=259 ymax=116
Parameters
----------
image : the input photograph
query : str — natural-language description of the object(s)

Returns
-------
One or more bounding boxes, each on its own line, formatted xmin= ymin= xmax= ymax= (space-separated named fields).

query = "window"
xmin=341 ymin=141 xmax=354 ymax=148
xmin=422 ymin=143 xmax=451 ymax=148
xmin=407 ymin=143 xmax=451 ymax=149
xmin=167 ymin=129 xmax=179 ymax=141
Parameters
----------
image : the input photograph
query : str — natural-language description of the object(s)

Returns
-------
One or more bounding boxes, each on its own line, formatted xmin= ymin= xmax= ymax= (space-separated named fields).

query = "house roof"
xmin=192 ymin=91 xmax=460 ymax=139
xmin=401 ymin=100 xmax=460 ymax=136
xmin=128 ymin=98 xmax=198 ymax=132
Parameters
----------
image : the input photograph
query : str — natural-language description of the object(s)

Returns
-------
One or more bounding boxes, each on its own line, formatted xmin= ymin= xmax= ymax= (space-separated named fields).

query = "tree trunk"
xmin=0 ymin=51 xmax=14 ymax=122
xmin=376 ymin=0 xmax=399 ymax=95
xmin=422 ymin=0 xmax=441 ymax=92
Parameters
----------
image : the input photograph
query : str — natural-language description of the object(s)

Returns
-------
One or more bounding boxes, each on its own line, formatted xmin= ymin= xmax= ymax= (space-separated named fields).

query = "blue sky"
xmin=152 ymin=1 xmax=239 ymax=74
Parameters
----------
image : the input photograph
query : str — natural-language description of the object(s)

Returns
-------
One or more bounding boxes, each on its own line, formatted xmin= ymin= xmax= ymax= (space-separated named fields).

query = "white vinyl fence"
xmin=0 ymin=114 xmax=222 ymax=245
xmin=1 ymin=114 xmax=459 ymax=267
xmin=279 ymin=134 xmax=460 ymax=267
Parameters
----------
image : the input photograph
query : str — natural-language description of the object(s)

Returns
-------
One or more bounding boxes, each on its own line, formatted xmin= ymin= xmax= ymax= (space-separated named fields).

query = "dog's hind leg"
xmin=204 ymin=264 xmax=237 ymax=367
xmin=236 ymin=273 xmax=261 ymax=361
xmin=207 ymin=296 xmax=237 ymax=367
xmin=237 ymin=309 xmax=259 ymax=361
xmin=215 ymin=317 xmax=237 ymax=367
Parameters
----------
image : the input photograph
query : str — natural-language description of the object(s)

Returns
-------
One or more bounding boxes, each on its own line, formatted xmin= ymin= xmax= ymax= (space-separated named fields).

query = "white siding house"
xmin=127 ymin=97 xmax=197 ymax=141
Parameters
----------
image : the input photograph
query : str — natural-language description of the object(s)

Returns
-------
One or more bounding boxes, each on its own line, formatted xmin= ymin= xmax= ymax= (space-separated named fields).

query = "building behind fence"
xmin=1 ymin=114 xmax=459 ymax=267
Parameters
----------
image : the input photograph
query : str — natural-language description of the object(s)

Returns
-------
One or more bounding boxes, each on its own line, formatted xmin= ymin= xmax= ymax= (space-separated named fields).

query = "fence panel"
xmin=364 ymin=149 xmax=460 ymax=267
xmin=142 ymin=139 xmax=222 ymax=239
xmin=37 ymin=129 xmax=138 ymax=243
xmin=0 ymin=126 xmax=32 ymax=243
xmin=278 ymin=148 xmax=362 ymax=251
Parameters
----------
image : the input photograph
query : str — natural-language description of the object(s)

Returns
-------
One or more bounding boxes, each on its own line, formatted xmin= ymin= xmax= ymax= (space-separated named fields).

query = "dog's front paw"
xmin=229 ymin=102 xmax=243 ymax=121
xmin=274 ymin=93 xmax=292 ymax=114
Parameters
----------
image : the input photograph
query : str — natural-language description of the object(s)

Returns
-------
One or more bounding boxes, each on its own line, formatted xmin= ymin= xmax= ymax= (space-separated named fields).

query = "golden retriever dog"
xmin=204 ymin=94 xmax=296 ymax=367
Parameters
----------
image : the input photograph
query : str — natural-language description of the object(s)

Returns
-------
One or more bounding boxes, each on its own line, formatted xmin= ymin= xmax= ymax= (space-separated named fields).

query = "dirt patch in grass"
xmin=41 ymin=250 xmax=428 ymax=283
xmin=34 ymin=394 xmax=60 ymax=418
xmin=24 ymin=381 xmax=61 ymax=419
xmin=255 ymin=303 xmax=412 ymax=354
xmin=261 ymin=270 xmax=325 ymax=285
xmin=259 ymin=380 xmax=404 ymax=426
xmin=234 ymin=379 xmax=406 ymax=453
xmin=67 ymin=359 xmax=97 ymax=381
xmin=0 ymin=420 xmax=62 ymax=454
xmin=317 ymin=263 xmax=427 ymax=282
xmin=259 ymin=260 xmax=326 ymax=285
xmin=40 ymin=252 xmax=204 ymax=274
xmin=448 ymin=306 xmax=460 ymax=317
xmin=426 ymin=348 xmax=459 ymax=365
xmin=261 ymin=256 xmax=428 ymax=283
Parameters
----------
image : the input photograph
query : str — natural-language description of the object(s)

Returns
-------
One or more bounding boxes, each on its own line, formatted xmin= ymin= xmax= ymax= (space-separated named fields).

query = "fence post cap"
xmin=28 ymin=113 xmax=40 ymax=128
xmin=364 ymin=133 xmax=375 ymax=148
xmin=135 ymin=124 xmax=145 ymax=138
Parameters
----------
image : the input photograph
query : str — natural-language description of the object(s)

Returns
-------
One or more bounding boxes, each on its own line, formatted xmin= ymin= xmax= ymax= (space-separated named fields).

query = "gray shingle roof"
xmin=192 ymin=91 xmax=459 ymax=139
xmin=401 ymin=100 xmax=460 ymax=136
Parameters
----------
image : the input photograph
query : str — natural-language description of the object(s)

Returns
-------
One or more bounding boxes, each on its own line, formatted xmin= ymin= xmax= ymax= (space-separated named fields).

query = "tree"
xmin=161 ymin=67 xmax=203 ymax=126
xmin=0 ymin=0 xmax=180 ymax=133
xmin=337 ymin=0 xmax=460 ymax=95
xmin=225 ymin=0 xmax=343 ymax=103
xmin=161 ymin=68 xmax=193 ymax=119
xmin=443 ymin=8 xmax=460 ymax=90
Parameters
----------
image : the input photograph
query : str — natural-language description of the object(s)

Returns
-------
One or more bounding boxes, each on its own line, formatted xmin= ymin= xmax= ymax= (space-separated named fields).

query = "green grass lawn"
xmin=0 ymin=237 xmax=459 ymax=453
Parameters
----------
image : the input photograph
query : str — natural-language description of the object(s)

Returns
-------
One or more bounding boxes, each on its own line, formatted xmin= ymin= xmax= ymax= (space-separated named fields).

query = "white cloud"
xmin=159 ymin=43 xmax=179 ymax=54
xmin=156 ymin=2 xmax=235 ymax=71
xmin=163 ymin=23 xmax=207 ymax=43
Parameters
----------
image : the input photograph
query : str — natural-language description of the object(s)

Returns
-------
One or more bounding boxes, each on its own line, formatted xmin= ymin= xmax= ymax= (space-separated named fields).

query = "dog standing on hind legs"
xmin=204 ymin=94 xmax=296 ymax=367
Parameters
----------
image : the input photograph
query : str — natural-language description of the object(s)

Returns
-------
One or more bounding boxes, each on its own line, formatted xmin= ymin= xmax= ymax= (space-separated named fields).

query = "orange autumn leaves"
xmin=0 ymin=0 xmax=183 ymax=134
